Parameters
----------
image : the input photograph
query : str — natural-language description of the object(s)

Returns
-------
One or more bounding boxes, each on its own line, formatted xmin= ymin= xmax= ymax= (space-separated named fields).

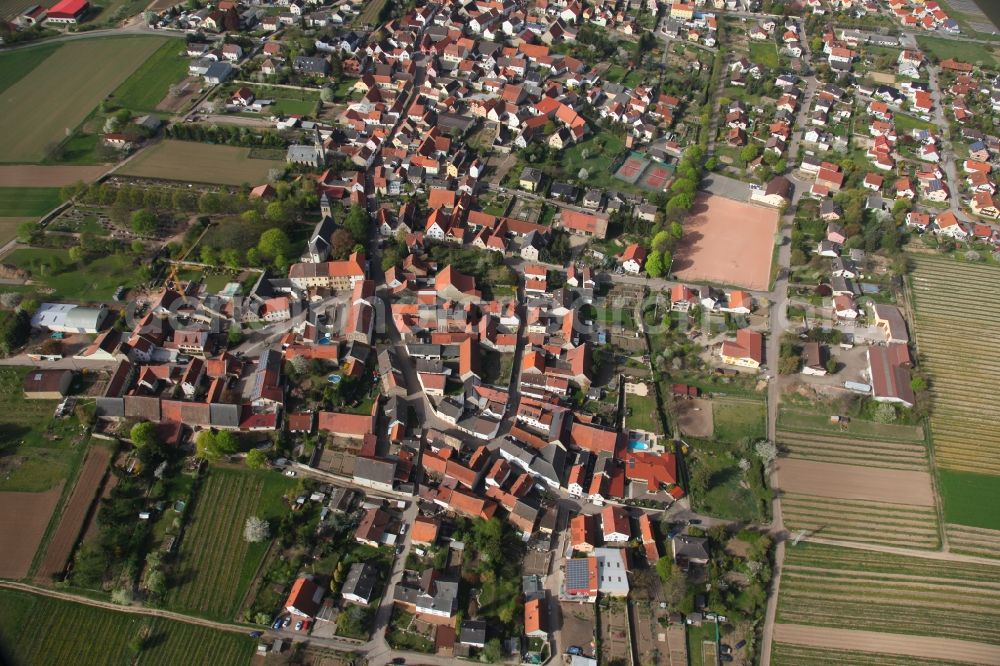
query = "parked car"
xmin=282 ymin=617 xmax=291 ymax=629
xmin=284 ymin=470 xmax=297 ymax=477
xmin=248 ymin=631 xmax=262 ymax=638
xmin=567 ymin=647 xmax=583 ymax=656
xmin=295 ymin=621 xmax=303 ymax=631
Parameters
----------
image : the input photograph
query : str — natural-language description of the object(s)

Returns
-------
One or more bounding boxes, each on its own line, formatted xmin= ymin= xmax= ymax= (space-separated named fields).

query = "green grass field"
xmin=166 ymin=467 xmax=293 ymax=620
xmin=119 ymin=140 xmax=284 ymax=185
xmin=0 ymin=588 xmax=255 ymax=666
xmin=892 ymin=111 xmax=934 ymax=134
xmin=0 ymin=37 xmax=168 ymax=163
xmin=2 ymin=248 xmax=142 ymax=301
xmin=938 ymin=468 xmax=1000 ymax=530
xmin=107 ymin=37 xmax=188 ymax=112
xmin=625 ymin=391 xmax=663 ymax=434
xmin=778 ymin=407 xmax=924 ymax=442
xmin=916 ymin=35 xmax=999 ymax=67
xmin=0 ymin=43 xmax=60 ymax=95
xmin=0 ymin=367 xmax=88 ymax=493
xmin=713 ymin=397 xmax=766 ymax=443
xmin=0 ymin=187 xmax=63 ymax=217
xmin=749 ymin=42 xmax=779 ymax=68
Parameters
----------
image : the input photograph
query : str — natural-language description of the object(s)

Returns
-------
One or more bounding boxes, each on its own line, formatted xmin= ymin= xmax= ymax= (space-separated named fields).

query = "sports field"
xmin=118 ymin=141 xmax=285 ymax=186
xmin=672 ymin=193 xmax=777 ymax=290
xmin=0 ymin=588 xmax=256 ymax=666
xmin=0 ymin=37 xmax=167 ymax=163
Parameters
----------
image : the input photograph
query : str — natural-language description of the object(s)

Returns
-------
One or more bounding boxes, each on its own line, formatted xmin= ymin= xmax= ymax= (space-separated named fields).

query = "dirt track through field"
xmin=36 ymin=446 xmax=110 ymax=581
xmin=775 ymin=458 xmax=935 ymax=506
xmin=0 ymin=165 xmax=108 ymax=187
xmin=0 ymin=486 xmax=62 ymax=578
xmin=774 ymin=623 xmax=1000 ymax=664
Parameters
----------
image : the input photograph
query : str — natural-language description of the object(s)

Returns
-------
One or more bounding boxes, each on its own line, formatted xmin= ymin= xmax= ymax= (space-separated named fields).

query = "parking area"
xmin=559 ymin=602 xmax=596 ymax=655
xmin=700 ymin=174 xmax=751 ymax=202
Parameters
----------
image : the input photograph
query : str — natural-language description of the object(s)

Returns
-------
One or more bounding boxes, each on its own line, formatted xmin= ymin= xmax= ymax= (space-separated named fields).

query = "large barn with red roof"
xmin=46 ymin=0 xmax=88 ymax=23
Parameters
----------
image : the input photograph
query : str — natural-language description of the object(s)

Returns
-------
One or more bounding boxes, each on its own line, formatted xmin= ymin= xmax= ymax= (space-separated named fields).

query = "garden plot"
xmin=598 ymin=599 xmax=631 ymax=665
xmin=910 ymin=255 xmax=1000 ymax=475
xmin=776 ymin=542 xmax=1000 ymax=646
xmin=781 ymin=494 xmax=939 ymax=549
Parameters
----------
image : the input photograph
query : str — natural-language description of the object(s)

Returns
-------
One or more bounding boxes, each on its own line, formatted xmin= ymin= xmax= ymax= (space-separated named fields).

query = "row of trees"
xmin=164 ymin=123 xmax=289 ymax=148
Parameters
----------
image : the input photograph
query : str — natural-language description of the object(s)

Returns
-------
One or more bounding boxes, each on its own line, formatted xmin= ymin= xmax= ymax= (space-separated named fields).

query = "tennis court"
xmin=614 ymin=151 xmax=674 ymax=192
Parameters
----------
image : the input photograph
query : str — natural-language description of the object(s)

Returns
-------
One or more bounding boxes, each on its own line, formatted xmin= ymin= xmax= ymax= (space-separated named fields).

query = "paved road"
xmin=758 ymin=28 xmax=815 ymax=666
xmin=925 ymin=64 xmax=966 ymax=221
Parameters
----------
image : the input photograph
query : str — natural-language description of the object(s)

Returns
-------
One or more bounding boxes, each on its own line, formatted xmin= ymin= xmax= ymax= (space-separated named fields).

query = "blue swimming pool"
xmin=327 ymin=374 xmax=342 ymax=384
xmin=629 ymin=440 xmax=649 ymax=451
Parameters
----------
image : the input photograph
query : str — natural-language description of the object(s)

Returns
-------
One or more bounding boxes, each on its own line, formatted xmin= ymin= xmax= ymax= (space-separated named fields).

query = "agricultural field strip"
xmin=172 ymin=474 xmax=262 ymax=613
xmin=777 ymin=437 xmax=928 ymax=471
xmin=168 ymin=472 xmax=262 ymax=617
xmin=780 ymin=495 xmax=938 ymax=521
xmin=910 ymin=256 xmax=1000 ymax=473
xmin=776 ymin=417 xmax=926 ymax=444
xmin=0 ymin=588 xmax=254 ymax=665
xmin=36 ymin=446 xmax=110 ymax=579
xmin=776 ymin=431 xmax=928 ymax=456
xmin=772 ymin=642 xmax=968 ymax=666
xmin=778 ymin=545 xmax=1000 ymax=643
xmin=777 ymin=589 xmax=1000 ymax=643
xmin=0 ymin=38 xmax=166 ymax=163
xmin=945 ymin=524 xmax=1000 ymax=558
xmin=782 ymin=503 xmax=938 ymax=537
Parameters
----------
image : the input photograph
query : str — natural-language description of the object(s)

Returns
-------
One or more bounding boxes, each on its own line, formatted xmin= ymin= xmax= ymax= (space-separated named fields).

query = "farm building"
xmin=23 ymin=369 xmax=73 ymax=399
xmin=31 ymin=303 xmax=109 ymax=334
xmin=45 ymin=0 xmax=88 ymax=24
xmin=867 ymin=344 xmax=915 ymax=408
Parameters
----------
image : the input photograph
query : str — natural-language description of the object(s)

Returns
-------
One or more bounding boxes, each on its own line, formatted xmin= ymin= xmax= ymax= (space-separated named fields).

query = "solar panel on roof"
xmin=564 ymin=559 xmax=590 ymax=590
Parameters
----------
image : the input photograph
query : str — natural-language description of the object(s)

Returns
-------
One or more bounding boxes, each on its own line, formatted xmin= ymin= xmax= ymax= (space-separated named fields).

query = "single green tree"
xmin=246 ymin=448 xmax=267 ymax=469
xmin=130 ymin=421 xmax=157 ymax=448
xmin=257 ymin=228 xmax=291 ymax=260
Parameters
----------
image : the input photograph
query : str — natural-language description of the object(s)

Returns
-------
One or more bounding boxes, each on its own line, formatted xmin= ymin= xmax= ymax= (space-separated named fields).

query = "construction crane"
xmin=165 ymin=263 xmax=181 ymax=291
